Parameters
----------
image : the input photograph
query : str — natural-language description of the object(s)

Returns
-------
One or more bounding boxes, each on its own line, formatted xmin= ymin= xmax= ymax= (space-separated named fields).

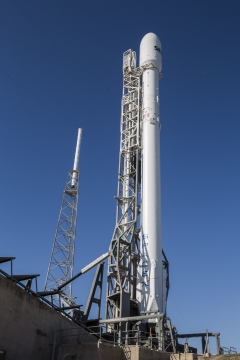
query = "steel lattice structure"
xmin=106 ymin=50 xmax=142 ymax=320
xmin=44 ymin=129 xmax=82 ymax=307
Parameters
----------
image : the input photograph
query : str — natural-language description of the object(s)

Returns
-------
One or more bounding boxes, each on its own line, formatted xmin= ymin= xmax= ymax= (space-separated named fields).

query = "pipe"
xmin=71 ymin=128 xmax=82 ymax=187
xmin=61 ymin=353 xmax=77 ymax=360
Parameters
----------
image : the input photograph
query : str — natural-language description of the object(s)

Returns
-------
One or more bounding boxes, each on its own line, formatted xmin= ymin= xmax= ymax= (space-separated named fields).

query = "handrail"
xmin=0 ymin=268 xmax=88 ymax=328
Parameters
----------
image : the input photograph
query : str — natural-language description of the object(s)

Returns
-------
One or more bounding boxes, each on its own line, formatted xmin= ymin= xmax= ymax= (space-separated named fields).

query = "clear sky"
xmin=0 ymin=0 xmax=240 ymax=353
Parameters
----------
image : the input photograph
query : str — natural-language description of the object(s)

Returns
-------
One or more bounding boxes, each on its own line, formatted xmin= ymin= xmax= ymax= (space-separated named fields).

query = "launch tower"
xmin=104 ymin=34 xmax=169 ymax=347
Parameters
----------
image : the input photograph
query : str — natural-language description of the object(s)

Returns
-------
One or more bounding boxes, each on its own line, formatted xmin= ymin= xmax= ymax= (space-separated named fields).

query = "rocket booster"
xmin=137 ymin=33 xmax=165 ymax=314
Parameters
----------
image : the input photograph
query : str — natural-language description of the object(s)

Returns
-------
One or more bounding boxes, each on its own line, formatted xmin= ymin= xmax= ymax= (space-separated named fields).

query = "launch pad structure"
xmin=0 ymin=33 xmax=230 ymax=359
xmin=39 ymin=33 xmax=222 ymax=354
xmin=103 ymin=34 xmax=171 ymax=350
xmin=40 ymin=32 xmax=222 ymax=353
xmin=44 ymin=128 xmax=82 ymax=308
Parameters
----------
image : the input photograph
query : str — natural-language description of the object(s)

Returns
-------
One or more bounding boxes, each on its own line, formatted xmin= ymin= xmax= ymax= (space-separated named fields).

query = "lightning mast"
xmin=44 ymin=128 xmax=82 ymax=306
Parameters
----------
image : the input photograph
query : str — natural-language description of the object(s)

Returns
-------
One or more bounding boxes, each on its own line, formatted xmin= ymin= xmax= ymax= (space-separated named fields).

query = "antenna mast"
xmin=44 ymin=128 xmax=82 ymax=306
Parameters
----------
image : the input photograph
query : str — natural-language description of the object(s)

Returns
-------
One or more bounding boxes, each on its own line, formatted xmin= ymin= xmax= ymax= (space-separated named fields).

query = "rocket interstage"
xmin=136 ymin=33 xmax=166 ymax=315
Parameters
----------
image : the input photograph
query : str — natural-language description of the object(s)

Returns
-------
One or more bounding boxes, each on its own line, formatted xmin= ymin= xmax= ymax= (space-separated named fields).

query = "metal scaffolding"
xmin=106 ymin=50 xmax=142 ymax=320
xmin=44 ymin=129 xmax=82 ymax=307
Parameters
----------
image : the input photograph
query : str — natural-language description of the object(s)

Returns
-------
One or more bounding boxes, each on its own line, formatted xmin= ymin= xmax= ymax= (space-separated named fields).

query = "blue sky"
xmin=0 ymin=0 xmax=240 ymax=352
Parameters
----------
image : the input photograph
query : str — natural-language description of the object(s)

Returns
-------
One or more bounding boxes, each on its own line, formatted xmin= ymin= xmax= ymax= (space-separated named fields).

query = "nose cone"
xmin=140 ymin=33 xmax=162 ymax=72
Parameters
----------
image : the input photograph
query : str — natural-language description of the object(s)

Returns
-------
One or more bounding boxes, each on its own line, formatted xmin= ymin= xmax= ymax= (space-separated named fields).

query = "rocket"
xmin=137 ymin=33 xmax=165 ymax=315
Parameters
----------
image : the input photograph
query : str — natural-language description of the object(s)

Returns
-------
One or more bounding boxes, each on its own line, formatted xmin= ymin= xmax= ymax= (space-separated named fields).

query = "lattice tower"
xmin=44 ymin=129 xmax=82 ymax=306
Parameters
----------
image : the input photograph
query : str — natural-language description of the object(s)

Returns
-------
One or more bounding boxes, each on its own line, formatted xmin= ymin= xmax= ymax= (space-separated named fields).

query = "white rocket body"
xmin=137 ymin=33 xmax=165 ymax=314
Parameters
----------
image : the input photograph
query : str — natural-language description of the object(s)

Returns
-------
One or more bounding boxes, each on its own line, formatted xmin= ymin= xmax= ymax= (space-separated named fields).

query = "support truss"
xmin=44 ymin=169 xmax=79 ymax=306
xmin=106 ymin=50 xmax=142 ymax=320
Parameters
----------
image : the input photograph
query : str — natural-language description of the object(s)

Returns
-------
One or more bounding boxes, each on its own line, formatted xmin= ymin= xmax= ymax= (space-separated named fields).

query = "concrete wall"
xmin=57 ymin=343 xmax=173 ymax=360
xmin=57 ymin=343 xmax=125 ymax=360
xmin=4 ymin=274 xmax=236 ymax=360
xmin=171 ymin=354 xmax=198 ymax=360
xmin=133 ymin=346 xmax=172 ymax=360
xmin=0 ymin=275 xmax=97 ymax=360
xmin=57 ymin=345 xmax=240 ymax=360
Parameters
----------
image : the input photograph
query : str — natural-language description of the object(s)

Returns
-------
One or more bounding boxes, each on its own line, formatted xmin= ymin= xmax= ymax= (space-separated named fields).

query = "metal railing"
xmin=222 ymin=346 xmax=237 ymax=354
xmin=56 ymin=324 xmax=176 ymax=351
xmin=221 ymin=346 xmax=237 ymax=354
xmin=230 ymin=347 xmax=238 ymax=354
xmin=0 ymin=268 xmax=86 ymax=327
